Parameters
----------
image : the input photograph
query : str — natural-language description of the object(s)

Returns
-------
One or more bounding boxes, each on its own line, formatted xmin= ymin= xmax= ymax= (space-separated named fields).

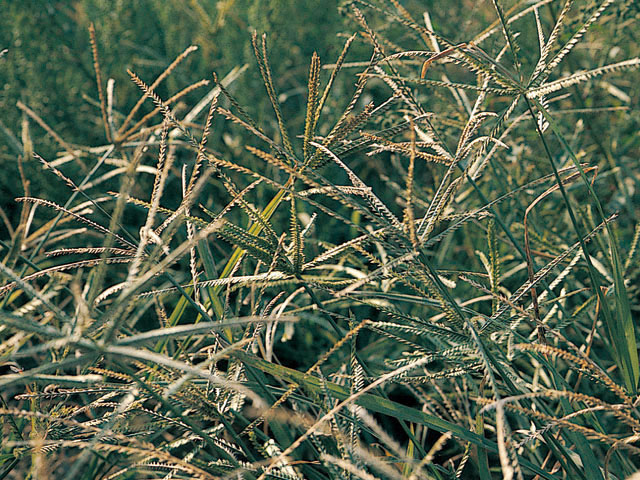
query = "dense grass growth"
xmin=1 ymin=1 xmax=640 ymax=478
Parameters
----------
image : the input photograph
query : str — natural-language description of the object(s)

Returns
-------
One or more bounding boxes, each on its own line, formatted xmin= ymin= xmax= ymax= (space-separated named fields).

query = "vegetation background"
xmin=1 ymin=0 xmax=640 ymax=479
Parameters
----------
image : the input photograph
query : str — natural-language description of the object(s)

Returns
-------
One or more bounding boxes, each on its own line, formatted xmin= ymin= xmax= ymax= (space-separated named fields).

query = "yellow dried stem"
xmin=421 ymin=43 xmax=468 ymax=79
xmin=17 ymin=101 xmax=83 ymax=168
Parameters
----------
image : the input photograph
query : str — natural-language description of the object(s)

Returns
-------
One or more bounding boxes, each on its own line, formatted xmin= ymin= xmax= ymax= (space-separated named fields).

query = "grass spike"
xmin=117 ymin=45 xmax=199 ymax=138
xmin=88 ymin=23 xmax=112 ymax=143
xmin=303 ymin=52 xmax=321 ymax=162
xmin=251 ymin=32 xmax=295 ymax=158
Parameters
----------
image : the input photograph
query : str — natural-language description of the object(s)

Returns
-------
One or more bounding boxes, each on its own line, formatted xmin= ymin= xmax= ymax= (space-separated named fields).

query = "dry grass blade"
xmin=420 ymin=43 xmax=468 ymax=79
xmin=16 ymin=102 xmax=83 ymax=167
xmin=88 ymin=23 xmax=112 ymax=143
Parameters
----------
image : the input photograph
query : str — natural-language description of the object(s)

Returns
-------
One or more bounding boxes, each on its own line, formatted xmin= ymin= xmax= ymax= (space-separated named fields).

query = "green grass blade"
xmin=611 ymin=232 xmax=639 ymax=388
xmin=165 ymin=187 xmax=289 ymax=333
xmin=234 ymin=350 xmax=560 ymax=480
xmin=530 ymin=98 xmax=639 ymax=393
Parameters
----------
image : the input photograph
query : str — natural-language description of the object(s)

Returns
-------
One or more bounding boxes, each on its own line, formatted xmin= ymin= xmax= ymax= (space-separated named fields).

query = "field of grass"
xmin=1 ymin=1 xmax=640 ymax=478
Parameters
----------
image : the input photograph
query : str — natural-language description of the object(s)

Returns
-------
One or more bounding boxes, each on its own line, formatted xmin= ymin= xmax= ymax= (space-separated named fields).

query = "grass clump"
xmin=1 ymin=1 xmax=640 ymax=479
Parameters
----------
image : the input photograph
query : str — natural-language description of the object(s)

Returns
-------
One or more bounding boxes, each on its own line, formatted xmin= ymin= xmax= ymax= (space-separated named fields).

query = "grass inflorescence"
xmin=1 ymin=1 xmax=640 ymax=478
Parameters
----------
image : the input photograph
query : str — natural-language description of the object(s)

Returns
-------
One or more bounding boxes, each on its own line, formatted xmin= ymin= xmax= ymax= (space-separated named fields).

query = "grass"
xmin=1 ymin=0 xmax=640 ymax=478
